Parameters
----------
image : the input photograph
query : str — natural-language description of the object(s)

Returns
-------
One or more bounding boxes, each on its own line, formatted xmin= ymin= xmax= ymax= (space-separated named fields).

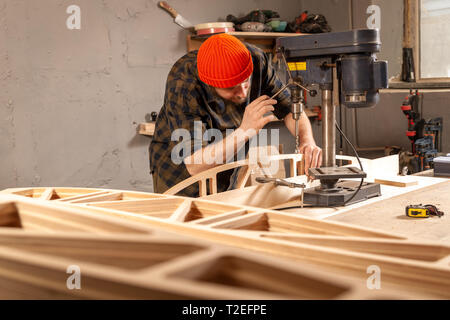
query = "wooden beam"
xmin=169 ymin=200 xmax=192 ymax=222
xmin=39 ymin=188 xmax=54 ymax=200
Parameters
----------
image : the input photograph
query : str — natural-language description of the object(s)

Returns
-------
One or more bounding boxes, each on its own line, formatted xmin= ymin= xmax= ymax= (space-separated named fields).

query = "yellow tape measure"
xmin=406 ymin=204 xmax=444 ymax=218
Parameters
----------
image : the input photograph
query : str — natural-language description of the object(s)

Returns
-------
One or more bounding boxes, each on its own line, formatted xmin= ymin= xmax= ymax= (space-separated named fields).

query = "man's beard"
xmin=229 ymin=87 xmax=251 ymax=106
xmin=213 ymin=82 xmax=251 ymax=107
xmin=232 ymin=96 xmax=248 ymax=106
xmin=219 ymin=94 xmax=247 ymax=107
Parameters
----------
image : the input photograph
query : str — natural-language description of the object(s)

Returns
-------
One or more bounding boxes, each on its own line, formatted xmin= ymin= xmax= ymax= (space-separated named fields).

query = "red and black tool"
xmin=401 ymin=90 xmax=424 ymax=153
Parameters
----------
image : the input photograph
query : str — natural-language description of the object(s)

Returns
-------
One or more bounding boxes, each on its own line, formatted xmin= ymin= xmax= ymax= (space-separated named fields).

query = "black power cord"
xmin=273 ymin=120 xmax=366 ymax=211
xmin=335 ymin=120 xmax=364 ymax=205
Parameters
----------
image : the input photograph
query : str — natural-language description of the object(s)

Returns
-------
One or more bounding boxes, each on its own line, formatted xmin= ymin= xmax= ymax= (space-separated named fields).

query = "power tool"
xmin=414 ymin=135 xmax=437 ymax=172
xmin=400 ymin=91 xmax=443 ymax=173
xmin=401 ymin=90 xmax=424 ymax=153
xmin=276 ymin=29 xmax=388 ymax=206
xmin=406 ymin=204 xmax=444 ymax=218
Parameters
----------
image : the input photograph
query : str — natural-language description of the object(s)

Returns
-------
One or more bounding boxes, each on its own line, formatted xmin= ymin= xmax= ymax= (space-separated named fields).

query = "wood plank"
xmin=68 ymin=192 xmax=123 ymax=204
xmin=190 ymin=210 xmax=248 ymax=225
xmin=169 ymin=200 xmax=192 ymax=222
xmin=19 ymin=210 xmax=106 ymax=233
xmin=39 ymin=188 xmax=54 ymax=200
xmin=374 ymin=176 xmax=419 ymax=187
xmin=436 ymin=255 xmax=450 ymax=267
xmin=87 ymin=198 xmax=185 ymax=216
xmin=209 ymin=213 xmax=269 ymax=231
xmin=139 ymin=122 xmax=155 ymax=136
xmin=41 ymin=188 xmax=103 ymax=200
xmin=0 ymin=202 xmax=22 ymax=227
xmin=199 ymin=179 xmax=207 ymax=197
xmin=57 ymin=190 xmax=111 ymax=202
xmin=4 ymin=196 xmax=153 ymax=235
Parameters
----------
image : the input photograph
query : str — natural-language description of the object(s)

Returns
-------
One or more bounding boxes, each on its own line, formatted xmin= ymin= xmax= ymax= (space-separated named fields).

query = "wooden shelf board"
xmin=139 ymin=122 xmax=155 ymax=136
xmin=192 ymin=31 xmax=306 ymax=40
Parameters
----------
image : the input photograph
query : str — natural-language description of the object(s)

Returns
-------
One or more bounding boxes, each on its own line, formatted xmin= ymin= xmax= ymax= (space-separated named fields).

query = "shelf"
xmin=187 ymin=32 xmax=305 ymax=53
xmin=191 ymin=31 xmax=305 ymax=40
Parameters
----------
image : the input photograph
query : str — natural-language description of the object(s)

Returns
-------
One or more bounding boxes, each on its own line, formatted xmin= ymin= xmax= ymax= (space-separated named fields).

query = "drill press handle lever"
xmin=270 ymin=79 xmax=316 ymax=100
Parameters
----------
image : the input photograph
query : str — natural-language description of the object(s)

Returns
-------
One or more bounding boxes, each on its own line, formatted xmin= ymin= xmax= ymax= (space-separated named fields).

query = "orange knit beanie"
xmin=197 ymin=34 xmax=253 ymax=88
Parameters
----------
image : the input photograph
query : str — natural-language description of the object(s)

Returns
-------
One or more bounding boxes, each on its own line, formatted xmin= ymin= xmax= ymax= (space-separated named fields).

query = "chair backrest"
xmin=163 ymin=151 xmax=304 ymax=197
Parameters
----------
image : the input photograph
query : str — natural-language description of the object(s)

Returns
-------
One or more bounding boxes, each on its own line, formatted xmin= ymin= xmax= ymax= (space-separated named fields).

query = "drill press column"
xmin=322 ymin=89 xmax=335 ymax=167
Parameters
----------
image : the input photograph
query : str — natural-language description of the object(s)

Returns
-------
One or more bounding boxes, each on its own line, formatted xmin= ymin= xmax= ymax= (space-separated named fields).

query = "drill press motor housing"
xmin=277 ymin=29 xmax=388 ymax=206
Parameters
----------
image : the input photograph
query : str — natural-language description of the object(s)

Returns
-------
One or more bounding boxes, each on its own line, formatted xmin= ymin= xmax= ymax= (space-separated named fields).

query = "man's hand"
xmin=239 ymin=95 xmax=278 ymax=135
xmin=299 ymin=142 xmax=322 ymax=180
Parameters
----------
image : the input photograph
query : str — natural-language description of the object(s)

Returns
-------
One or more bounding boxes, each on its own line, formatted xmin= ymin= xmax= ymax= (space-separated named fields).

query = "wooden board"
xmin=139 ymin=122 xmax=155 ymax=136
xmin=2 ymin=187 xmax=450 ymax=299
xmin=374 ymin=176 xmax=418 ymax=187
xmin=187 ymin=32 xmax=305 ymax=54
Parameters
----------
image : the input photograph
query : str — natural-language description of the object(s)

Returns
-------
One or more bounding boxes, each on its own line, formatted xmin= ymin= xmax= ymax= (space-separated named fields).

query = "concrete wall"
xmin=0 ymin=0 xmax=304 ymax=191
xmin=351 ymin=89 xmax=450 ymax=153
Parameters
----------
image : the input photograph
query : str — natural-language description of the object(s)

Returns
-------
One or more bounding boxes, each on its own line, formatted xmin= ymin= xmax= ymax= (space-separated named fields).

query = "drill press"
xmin=276 ymin=29 xmax=388 ymax=206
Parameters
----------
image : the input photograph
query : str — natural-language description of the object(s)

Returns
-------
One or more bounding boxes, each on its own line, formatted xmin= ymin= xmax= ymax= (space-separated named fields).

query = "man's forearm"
xmin=284 ymin=112 xmax=316 ymax=145
xmin=284 ymin=111 xmax=322 ymax=175
xmin=184 ymin=128 xmax=254 ymax=176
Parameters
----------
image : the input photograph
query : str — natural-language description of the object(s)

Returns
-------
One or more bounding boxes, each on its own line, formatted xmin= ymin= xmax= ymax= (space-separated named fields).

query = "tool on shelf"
xmin=401 ymin=90 xmax=443 ymax=173
xmin=158 ymin=1 xmax=194 ymax=31
xmin=401 ymin=90 xmax=423 ymax=153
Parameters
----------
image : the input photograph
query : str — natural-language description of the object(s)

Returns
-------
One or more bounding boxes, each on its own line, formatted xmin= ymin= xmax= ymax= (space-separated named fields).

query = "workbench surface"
xmin=326 ymin=180 xmax=450 ymax=243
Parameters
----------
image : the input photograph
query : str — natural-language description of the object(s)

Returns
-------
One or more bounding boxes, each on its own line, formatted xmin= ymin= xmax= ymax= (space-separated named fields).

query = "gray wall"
xmin=0 ymin=0 xmax=304 ymax=191
xmin=351 ymin=89 xmax=450 ymax=153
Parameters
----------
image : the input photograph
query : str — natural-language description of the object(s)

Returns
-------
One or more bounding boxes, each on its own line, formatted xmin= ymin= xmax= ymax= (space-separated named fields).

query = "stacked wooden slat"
xmin=0 ymin=187 xmax=449 ymax=299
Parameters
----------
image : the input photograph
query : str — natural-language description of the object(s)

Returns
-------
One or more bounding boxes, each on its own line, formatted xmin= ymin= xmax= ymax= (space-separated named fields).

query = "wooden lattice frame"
xmin=0 ymin=193 xmax=433 ymax=300
xmin=1 ymin=187 xmax=449 ymax=299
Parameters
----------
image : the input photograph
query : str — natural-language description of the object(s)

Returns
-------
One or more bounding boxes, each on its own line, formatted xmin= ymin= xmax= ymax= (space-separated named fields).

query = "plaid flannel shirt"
xmin=150 ymin=43 xmax=291 ymax=197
